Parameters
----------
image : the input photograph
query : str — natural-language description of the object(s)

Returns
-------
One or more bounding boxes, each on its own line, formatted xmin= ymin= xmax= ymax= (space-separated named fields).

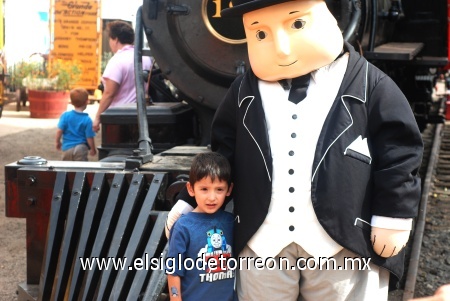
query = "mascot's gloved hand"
xmin=165 ymin=200 xmax=194 ymax=238
xmin=371 ymin=227 xmax=410 ymax=258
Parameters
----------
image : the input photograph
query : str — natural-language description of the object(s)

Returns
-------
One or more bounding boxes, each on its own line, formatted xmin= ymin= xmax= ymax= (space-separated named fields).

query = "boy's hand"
xmin=89 ymin=148 xmax=97 ymax=156
xmin=56 ymin=141 xmax=62 ymax=150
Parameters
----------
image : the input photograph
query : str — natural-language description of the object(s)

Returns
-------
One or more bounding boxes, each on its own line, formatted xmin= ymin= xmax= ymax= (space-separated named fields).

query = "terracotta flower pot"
xmin=28 ymin=90 xmax=70 ymax=118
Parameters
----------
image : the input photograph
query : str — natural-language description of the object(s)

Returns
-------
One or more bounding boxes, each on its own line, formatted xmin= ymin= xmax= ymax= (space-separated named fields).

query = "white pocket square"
xmin=344 ymin=135 xmax=372 ymax=164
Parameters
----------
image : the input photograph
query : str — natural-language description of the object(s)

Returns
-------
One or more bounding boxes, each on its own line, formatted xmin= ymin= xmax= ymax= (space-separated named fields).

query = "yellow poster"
xmin=50 ymin=0 xmax=101 ymax=90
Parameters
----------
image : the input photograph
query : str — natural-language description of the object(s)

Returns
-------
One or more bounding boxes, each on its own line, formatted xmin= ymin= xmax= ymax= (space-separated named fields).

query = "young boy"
xmin=166 ymin=152 xmax=236 ymax=301
xmin=56 ymin=88 xmax=96 ymax=161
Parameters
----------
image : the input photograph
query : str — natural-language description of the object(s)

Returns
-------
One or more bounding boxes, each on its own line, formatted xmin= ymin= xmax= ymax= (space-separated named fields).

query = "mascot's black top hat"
xmin=221 ymin=0 xmax=294 ymax=17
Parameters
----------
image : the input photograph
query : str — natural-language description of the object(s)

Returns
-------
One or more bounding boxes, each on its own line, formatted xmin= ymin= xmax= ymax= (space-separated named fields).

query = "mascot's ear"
xmin=242 ymin=0 xmax=343 ymax=81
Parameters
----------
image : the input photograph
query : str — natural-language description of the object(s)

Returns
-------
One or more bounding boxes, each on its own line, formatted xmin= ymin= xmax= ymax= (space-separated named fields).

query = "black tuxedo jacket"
xmin=186 ymin=43 xmax=423 ymax=279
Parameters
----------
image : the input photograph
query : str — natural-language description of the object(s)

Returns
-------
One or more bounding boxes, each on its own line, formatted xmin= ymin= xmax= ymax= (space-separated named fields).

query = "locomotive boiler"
xmin=4 ymin=0 xmax=449 ymax=300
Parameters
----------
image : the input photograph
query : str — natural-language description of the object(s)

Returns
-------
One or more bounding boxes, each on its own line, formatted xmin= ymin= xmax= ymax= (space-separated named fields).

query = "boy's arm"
xmin=167 ymin=274 xmax=182 ymax=300
xmin=86 ymin=137 xmax=96 ymax=156
xmin=56 ymin=129 xmax=63 ymax=150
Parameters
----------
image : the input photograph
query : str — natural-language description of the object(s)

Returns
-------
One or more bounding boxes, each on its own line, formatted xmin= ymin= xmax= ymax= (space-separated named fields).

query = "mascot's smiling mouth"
xmin=279 ymin=60 xmax=298 ymax=67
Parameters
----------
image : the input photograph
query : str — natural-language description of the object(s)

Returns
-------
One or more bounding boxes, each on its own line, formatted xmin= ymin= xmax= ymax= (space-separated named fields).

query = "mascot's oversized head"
xmin=222 ymin=0 xmax=344 ymax=81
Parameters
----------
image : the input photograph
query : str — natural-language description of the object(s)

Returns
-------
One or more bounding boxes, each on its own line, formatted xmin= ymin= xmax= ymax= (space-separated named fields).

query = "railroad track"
xmin=389 ymin=122 xmax=450 ymax=300
xmin=413 ymin=122 xmax=450 ymax=297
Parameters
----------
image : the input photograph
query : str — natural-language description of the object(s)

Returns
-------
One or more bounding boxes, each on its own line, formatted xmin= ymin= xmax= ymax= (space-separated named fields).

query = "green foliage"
xmin=7 ymin=61 xmax=35 ymax=90
xmin=9 ymin=58 xmax=82 ymax=91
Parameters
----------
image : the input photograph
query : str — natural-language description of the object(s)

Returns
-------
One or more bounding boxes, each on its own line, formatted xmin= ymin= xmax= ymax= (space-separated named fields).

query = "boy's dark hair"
xmin=107 ymin=20 xmax=134 ymax=45
xmin=189 ymin=152 xmax=231 ymax=186
xmin=70 ymin=88 xmax=89 ymax=108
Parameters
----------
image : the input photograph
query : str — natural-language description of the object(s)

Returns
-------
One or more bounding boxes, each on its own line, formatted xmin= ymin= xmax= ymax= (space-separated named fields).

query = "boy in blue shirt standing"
xmin=166 ymin=152 xmax=236 ymax=301
xmin=56 ymin=88 xmax=96 ymax=161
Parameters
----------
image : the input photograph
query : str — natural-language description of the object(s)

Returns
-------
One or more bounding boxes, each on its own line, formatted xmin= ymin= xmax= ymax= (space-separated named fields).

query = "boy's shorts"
xmin=62 ymin=144 xmax=89 ymax=161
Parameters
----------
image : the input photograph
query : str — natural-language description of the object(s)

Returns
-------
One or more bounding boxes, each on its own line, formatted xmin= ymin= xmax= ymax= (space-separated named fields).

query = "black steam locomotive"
xmin=4 ymin=1 xmax=448 ymax=300
xmin=100 ymin=0 xmax=448 ymax=160
xmin=140 ymin=0 xmax=446 ymax=143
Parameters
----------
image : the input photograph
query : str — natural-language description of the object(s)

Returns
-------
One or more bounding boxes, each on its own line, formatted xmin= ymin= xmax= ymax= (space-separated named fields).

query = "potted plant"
xmin=22 ymin=58 xmax=82 ymax=118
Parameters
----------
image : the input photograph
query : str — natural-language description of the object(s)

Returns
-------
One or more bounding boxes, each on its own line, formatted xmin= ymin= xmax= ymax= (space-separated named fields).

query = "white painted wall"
xmin=4 ymin=0 xmax=50 ymax=65
xmin=100 ymin=0 xmax=142 ymax=24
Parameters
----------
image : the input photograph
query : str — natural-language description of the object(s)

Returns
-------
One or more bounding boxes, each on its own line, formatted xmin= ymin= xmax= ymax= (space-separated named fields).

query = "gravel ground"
xmin=0 ymin=102 xmax=101 ymax=300
xmin=413 ymin=124 xmax=450 ymax=298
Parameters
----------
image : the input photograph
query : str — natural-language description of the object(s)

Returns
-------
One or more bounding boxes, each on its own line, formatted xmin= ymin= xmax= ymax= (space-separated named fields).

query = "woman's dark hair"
xmin=107 ymin=20 xmax=134 ymax=45
xmin=189 ymin=152 xmax=231 ymax=186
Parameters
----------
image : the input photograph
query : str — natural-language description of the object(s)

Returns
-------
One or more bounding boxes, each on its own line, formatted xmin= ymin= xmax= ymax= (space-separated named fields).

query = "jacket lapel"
xmin=312 ymin=44 xmax=368 ymax=181
xmin=238 ymin=43 xmax=368 ymax=183
xmin=239 ymin=72 xmax=273 ymax=181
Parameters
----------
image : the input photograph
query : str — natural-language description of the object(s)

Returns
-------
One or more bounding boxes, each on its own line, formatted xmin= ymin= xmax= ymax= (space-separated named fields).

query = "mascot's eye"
xmin=292 ymin=19 xmax=306 ymax=30
xmin=256 ymin=30 xmax=267 ymax=41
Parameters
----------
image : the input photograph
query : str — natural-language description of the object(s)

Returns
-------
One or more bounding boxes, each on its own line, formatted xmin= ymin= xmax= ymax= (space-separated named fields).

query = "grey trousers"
xmin=237 ymin=243 xmax=389 ymax=301
xmin=62 ymin=144 xmax=88 ymax=161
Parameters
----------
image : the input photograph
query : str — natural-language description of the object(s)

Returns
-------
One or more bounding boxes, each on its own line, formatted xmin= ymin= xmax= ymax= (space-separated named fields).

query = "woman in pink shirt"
xmin=93 ymin=20 xmax=153 ymax=132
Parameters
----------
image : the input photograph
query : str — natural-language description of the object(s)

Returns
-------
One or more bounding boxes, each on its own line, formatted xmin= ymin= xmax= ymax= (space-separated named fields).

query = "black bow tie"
xmin=288 ymin=74 xmax=310 ymax=104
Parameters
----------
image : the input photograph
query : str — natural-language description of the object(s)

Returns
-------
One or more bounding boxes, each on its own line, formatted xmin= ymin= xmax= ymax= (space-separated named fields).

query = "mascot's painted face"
xmin=243 ymin=0 xmax=344 ymax=81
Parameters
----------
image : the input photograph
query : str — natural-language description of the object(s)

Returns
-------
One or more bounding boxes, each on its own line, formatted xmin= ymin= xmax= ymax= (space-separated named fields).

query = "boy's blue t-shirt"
xmin=57 ymin=110 xmax=95 ymax=151
xmin=166 ymin=210 xmax=236 ymax=301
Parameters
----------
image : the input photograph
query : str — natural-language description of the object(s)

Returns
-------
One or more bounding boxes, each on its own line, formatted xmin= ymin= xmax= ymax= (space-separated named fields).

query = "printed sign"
xmin=50 ymin=0 xmax=101 ymax=90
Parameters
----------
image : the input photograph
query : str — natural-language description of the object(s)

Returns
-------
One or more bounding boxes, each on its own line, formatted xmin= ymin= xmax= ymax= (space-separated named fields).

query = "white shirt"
xmin=247 ymin=54 xmax=349 ymax=259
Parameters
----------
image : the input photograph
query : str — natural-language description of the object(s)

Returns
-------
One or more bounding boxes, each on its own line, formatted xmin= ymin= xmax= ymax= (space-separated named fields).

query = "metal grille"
xmin=38 ymin=171 xmax=169 ymax=301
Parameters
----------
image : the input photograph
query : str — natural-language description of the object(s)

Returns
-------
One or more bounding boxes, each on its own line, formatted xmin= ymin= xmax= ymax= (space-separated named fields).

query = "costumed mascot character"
xmin=166 ymin=0 xmax=423 ymax=300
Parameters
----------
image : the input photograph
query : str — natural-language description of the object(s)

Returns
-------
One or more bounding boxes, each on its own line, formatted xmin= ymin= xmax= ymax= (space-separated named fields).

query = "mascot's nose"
xmin=275 ymin=28 xmax=291 ymax=57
